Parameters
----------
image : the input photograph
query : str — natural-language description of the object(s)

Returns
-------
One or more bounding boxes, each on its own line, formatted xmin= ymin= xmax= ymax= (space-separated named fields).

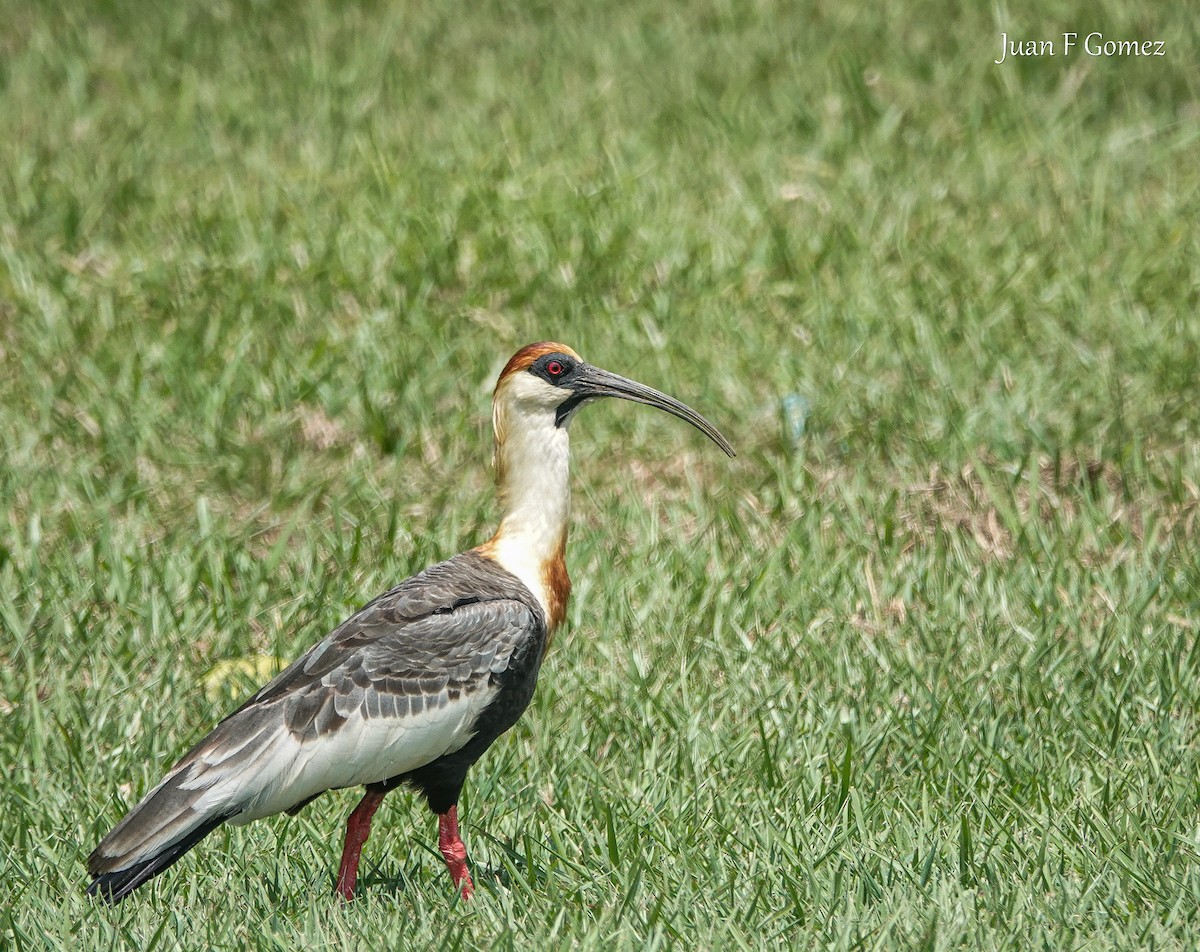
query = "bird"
xmin=87 ymin=341 xmax=735 ymax=904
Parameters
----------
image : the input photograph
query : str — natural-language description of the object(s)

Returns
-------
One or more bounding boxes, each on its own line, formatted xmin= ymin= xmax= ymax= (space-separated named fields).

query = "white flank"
xmin=215 ymin=686 xmax=499 ymax=823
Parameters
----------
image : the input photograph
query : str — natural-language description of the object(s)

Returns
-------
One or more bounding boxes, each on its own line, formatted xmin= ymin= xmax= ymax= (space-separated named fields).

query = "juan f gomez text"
xmin=996 ymin=32 xmax=1166 ymax=65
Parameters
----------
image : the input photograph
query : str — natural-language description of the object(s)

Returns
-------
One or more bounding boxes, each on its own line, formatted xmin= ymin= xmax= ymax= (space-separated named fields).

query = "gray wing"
xmin=235 ymin=548 xmax=543 ymax=719
xmin=89 ymin=552 xmax=544 ymax=879
xmin=240 ymin=592 xmax=539 ymax=747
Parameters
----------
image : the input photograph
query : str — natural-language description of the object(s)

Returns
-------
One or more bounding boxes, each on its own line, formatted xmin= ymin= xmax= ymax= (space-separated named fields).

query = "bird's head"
xmin=492 ymin=341 xmax=735 ymax=458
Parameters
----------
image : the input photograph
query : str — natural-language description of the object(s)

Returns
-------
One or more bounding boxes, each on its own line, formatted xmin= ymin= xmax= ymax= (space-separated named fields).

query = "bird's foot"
xmin=335 ymin=788 xmax=387 ymax=901
xmin=334 ymin=871 xmax=357 ymax=902
xmin=450 ymin=862 xmax=475 ymax=900
xmin=438 ymin=806 xmax=475 ymax=900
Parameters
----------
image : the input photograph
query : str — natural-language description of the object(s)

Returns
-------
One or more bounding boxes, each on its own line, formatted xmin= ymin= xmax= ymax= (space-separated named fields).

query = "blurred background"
xmin=1 ymin=1 xmax=1197 ymax=947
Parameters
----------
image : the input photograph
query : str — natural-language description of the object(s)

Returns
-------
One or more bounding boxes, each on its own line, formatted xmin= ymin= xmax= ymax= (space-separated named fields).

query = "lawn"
xmin=1 ymin=0 xmax=1198 ymax=948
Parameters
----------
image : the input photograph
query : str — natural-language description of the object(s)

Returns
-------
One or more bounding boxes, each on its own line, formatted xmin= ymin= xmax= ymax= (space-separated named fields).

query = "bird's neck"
xmin=478 ymin=415 xmax=572 ymax=636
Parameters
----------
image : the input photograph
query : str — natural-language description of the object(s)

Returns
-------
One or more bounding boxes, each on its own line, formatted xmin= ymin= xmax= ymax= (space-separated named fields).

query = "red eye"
xmin=546 ymin=360 xmax=564 ymax=376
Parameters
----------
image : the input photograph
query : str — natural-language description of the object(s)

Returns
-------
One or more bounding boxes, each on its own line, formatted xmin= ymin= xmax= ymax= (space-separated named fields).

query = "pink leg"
xmin=437 ymin=806 xmax=475 ymax=899
xmin=335 ymin=789 xmax=387 ymax=901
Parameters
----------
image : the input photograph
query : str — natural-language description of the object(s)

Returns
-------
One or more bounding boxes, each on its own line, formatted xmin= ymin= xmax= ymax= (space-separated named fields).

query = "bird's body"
xmin=87 ymin=342 xmax=734 ymax=903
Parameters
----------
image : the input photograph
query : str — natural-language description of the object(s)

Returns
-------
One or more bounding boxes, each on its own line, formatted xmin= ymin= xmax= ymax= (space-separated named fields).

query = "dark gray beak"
xmin=560 ymin=364 xmax=736 ymax=458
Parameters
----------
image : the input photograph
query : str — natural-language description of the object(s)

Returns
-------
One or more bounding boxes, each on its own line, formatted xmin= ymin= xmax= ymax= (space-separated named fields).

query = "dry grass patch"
xmin=901 ymin=451 xmax=1198 ymax=562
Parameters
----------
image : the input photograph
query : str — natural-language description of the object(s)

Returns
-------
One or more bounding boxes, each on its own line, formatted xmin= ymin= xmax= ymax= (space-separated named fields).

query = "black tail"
xmin=86 ymin=812 xmax=232 ymax=904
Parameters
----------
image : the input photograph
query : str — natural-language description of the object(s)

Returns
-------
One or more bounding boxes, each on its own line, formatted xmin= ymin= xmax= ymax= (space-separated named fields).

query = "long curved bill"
xmin=563 ymin=364 xmax=736 ymax=458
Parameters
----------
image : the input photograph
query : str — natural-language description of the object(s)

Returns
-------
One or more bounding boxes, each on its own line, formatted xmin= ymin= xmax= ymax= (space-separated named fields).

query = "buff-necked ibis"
xmin=87 ymin=341 xmax=735 ymax=903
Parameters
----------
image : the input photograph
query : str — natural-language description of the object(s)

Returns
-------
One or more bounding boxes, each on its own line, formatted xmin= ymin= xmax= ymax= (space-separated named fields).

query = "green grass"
xmin=2 ymin=0 xmax=1198 ymax=947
